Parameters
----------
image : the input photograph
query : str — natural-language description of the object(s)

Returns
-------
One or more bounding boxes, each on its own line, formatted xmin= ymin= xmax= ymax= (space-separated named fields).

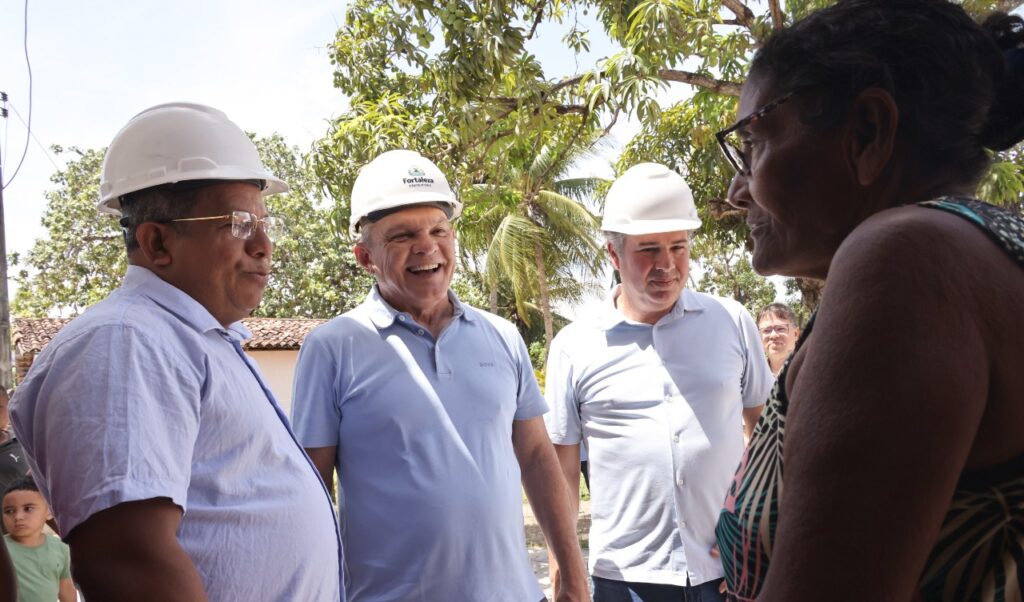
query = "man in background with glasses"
xmin=756 ymin=303 xmax=801 ymax=377
xmin=10 ymin=103 xmax=343 ymax=602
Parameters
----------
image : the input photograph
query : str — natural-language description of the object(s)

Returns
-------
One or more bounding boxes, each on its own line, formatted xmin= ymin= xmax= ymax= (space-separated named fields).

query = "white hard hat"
xmin=602 ymin=163 xmax=702 ymax=235
xmin=349 ymin=149 xmax=462 ymax=236
xmin=98 ymin=102 xmax=288 ymax=216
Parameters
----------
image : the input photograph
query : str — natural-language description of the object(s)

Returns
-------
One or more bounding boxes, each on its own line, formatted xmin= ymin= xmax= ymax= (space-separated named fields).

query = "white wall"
xmin=246 ymin=349 xmax=300 ymax=418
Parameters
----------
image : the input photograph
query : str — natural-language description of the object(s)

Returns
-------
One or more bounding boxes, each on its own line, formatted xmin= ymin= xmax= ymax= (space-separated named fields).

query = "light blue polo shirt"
xmin=545 ymin=287 xmax=772 ymax=587
xmin=11 ymin=266 xmax=343 ymax=602
xmin=292 ymin=286 xmax=547 ymax=601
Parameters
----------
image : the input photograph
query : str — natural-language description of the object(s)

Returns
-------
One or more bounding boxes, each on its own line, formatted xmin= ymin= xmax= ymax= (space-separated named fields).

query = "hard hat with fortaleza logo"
xmin=601 ymin=162 xmax=702 ymax=235
xmin=97 ymin=102 xmax=288 ymax=217
xmin=349 ymin=149 xmax=463 ymax=236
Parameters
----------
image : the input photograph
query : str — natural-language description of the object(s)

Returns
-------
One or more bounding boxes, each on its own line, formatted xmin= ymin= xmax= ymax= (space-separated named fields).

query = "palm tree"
xmin=457 ymin=128 xmax=608 ymax=359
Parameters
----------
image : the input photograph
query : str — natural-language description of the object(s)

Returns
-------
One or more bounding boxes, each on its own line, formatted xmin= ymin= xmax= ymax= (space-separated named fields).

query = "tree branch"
xmin=768 ymin=0 xmax=784 ymax=30
xmin=482 ymin=97 xmax=587 ymax=115
xmin=720 ymin=0 xmax=756 ymax=31
xmin=658 ymin=69 xmax=742 ymax=96
xmin=526 ymin=3 xmax=545 ymax=40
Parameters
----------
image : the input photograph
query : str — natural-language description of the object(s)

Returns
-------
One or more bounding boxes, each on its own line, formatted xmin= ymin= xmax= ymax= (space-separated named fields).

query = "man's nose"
xmin=411 ymin=232 xmax=438 ymax=254
xmin=246 ymin=225 xmax=273 ymax=258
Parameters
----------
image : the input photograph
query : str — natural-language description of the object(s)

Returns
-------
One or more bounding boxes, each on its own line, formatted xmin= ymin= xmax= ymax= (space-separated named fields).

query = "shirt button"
xmin=398 ymin=316 xmax=406 ymax=322
xmin=680 ymin=521 xmax=687 ymax=529
xmin=676 ymin=477 xmax=684 ymax=486
xmin=417 ymin=329 xmax=425 ymax=335
xmin=673 ymin=434 xmax=680 ymax=443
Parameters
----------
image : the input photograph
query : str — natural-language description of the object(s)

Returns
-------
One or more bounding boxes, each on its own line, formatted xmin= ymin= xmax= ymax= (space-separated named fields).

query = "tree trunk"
xmin=795 ymin=277 xmax=825 ymax=314
xmin=533 ymin=241 xmax=554 ymax=362
xmin=488 ymin=281 xmax=499 ymax=315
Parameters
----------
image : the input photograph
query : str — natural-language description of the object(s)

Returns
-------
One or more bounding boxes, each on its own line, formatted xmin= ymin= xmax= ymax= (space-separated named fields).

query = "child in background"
xmin=2 ymin=478 xmax=74 ymax=602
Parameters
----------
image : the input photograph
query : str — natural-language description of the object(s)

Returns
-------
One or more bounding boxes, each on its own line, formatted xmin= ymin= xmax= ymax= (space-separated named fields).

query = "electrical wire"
xmin=2 ymin=94 xmax=9 ymax=173
xmin=2 ymin=0 xmax=33 ymax=190
xmin=7 ymin=102 xmax=59 ymax=173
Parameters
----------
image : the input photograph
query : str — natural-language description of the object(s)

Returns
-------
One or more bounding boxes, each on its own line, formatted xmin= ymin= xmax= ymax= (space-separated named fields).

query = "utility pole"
xmin=0 ymin=92 xmax=14 ymax=390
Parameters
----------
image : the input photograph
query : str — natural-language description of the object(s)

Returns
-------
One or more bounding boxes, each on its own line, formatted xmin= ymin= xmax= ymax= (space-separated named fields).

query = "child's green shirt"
xmin=3 ymin=534 xmax=71 ymax=602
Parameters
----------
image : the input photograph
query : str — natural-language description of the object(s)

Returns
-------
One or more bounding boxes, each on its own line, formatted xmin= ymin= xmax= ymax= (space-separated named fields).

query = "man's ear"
xmin=134 ymin=223 xmax=175 ymax=267
xmin=353 ymin=243 xmax=377 ymax=276
xmin=606 ymin=241 xmax=622 ymax=271
xmin=845 ymin=87 xmax=899 ymax=187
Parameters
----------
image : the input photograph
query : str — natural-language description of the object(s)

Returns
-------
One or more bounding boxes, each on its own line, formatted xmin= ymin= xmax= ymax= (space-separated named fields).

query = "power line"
xmin=1 ymin=92 xmax=9 ymax=174
xmin=6 ymin=102 xmax=60 ymax=173
xmin=2 ymin=0 xmax=33 ymax=190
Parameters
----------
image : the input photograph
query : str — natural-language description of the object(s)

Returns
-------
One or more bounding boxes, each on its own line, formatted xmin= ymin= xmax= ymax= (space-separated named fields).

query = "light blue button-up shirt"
xmin=292 ymin=286 xmax=547 ymax=601
xmin=11 ymin=266 xmax=343 ymax=602
xmin=545 ymin=287 xmax=772 ymax=587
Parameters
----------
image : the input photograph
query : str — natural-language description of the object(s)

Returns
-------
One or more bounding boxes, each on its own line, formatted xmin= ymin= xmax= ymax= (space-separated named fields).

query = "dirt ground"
xmin=524 ymin=500 xmax=591 ymax=599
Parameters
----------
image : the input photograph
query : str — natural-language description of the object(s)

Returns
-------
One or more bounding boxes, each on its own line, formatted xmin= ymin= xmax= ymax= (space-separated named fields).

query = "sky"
xmin=9 ymin=2 xmax=1013 ymax=309
xmin=0 ymin=0 xmax=644 ymax=296
xmin=0 ymin=0 xmax=351 ymax=265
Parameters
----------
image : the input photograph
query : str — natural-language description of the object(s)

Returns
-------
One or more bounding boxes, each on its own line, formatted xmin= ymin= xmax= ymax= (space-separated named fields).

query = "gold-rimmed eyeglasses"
xmin=168 ymin=210 xmax=286 ymax=242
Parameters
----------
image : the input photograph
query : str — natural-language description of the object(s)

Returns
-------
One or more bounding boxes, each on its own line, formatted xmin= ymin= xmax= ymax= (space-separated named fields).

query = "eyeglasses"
xmin=168 ymin=210 xmax=286 ymax=242
xmin=759 ymin=325 xmax=792 ymax=336
xmin=715 ymin=91 xmax=798 ymax=176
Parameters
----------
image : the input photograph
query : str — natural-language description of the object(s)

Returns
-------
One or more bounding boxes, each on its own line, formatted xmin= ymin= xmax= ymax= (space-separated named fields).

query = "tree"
xmin=458 ymin=127 xmax=607 ymax=356
xmin=315 ymin=2 xmax=616 ymax=350
xmin=320 ymin=0 xmax=1024 ymax=321
xmin=12 ymin=146 xmax=123 ymax=317
xmin=13 ymin=137 xmax=369 ymax=319
xmin=250 ymin=135 xmax=371 ymax=318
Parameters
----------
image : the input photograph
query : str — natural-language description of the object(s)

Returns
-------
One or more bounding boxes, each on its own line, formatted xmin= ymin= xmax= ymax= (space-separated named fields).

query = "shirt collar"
xmin=124 ymin=265 xmax=251 ymax=342
xmin=594 ymin=285 xmax=705 ymax=331
xmin=363 ymin=285 xmax=474 ymax=330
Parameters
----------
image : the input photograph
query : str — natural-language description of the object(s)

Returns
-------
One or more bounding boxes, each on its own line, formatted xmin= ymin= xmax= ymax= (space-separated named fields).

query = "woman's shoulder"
xmin=832 ymin=201 xmax=1019 ymax=285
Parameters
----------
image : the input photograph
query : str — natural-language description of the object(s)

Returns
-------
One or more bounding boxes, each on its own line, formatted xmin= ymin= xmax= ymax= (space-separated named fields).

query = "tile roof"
xmin=12 ymin=316 xmax=326 ymax=355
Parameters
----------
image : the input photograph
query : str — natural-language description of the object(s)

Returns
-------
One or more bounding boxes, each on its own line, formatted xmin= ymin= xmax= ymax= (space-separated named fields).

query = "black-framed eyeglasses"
xmin=715 ymin=91 xmax=798 ymax=176
xmin=168 ymin=210 xmax=286 ymax=242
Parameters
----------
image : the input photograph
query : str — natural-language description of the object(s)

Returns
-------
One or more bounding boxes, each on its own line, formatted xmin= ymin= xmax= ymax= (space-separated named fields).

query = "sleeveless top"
xmin=715 ymin=198 xmax=1024 ymax=602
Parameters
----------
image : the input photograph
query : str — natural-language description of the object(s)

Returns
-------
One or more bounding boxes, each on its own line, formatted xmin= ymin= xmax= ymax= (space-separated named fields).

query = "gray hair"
xmin=356 ymin=220 xmax=375 ymax=246
xmin=118 ymin=187 xmax=203 ymax=252
xmin=603 ymin=231 xmax=625 ymax=255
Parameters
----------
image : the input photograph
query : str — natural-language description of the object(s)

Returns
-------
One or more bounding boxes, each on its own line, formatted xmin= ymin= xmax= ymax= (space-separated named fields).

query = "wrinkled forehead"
xmin=375 ymin=204 xmax=450 ymax=230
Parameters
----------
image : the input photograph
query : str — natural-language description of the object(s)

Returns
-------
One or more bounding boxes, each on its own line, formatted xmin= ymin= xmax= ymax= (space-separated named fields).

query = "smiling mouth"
xmin=408 ymin=263 xmax=443 ymax=275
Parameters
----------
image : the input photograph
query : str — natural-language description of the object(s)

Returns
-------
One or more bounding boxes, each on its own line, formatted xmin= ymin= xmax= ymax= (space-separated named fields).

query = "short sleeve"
xmin=58 ymin=538 xmax=71 ymax=579
xmin=542 ymin=330 xmax=583 ymax=445
xmin=12 ymin=325 xmax=202 ymax=538
xmin=509 ymin=328 xmax=548 ymax=421
xmin=290 ymin=328 xmax=343 ymax=448
xmin=737 ymin=307 xmax=774 ymax=408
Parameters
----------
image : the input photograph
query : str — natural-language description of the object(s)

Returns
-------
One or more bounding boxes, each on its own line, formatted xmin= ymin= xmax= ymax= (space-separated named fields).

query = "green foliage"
xmin=252 ymin=134 xmax=372 ymax=318
xmin=977 ymin=146 xmax=1024 ymax=213
xmin=13 ymin=137 xmax=369 ymax=319
xmin=692 ymin=232 xmax=776 ymax=316
xmin=13 ymin=147 xmax=124 ymax=316
xmin=317 ymin=0 xmax=1024 ymax=329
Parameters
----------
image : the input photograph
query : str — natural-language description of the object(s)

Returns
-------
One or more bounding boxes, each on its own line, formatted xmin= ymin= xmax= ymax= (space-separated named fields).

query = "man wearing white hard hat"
xmin=10 ymin=103 xmax=343 ymax=602
xmin=543 ymin=163 xmax=771 ymax=601
xmin=290 ymin=149 xmax=589 ymax=602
